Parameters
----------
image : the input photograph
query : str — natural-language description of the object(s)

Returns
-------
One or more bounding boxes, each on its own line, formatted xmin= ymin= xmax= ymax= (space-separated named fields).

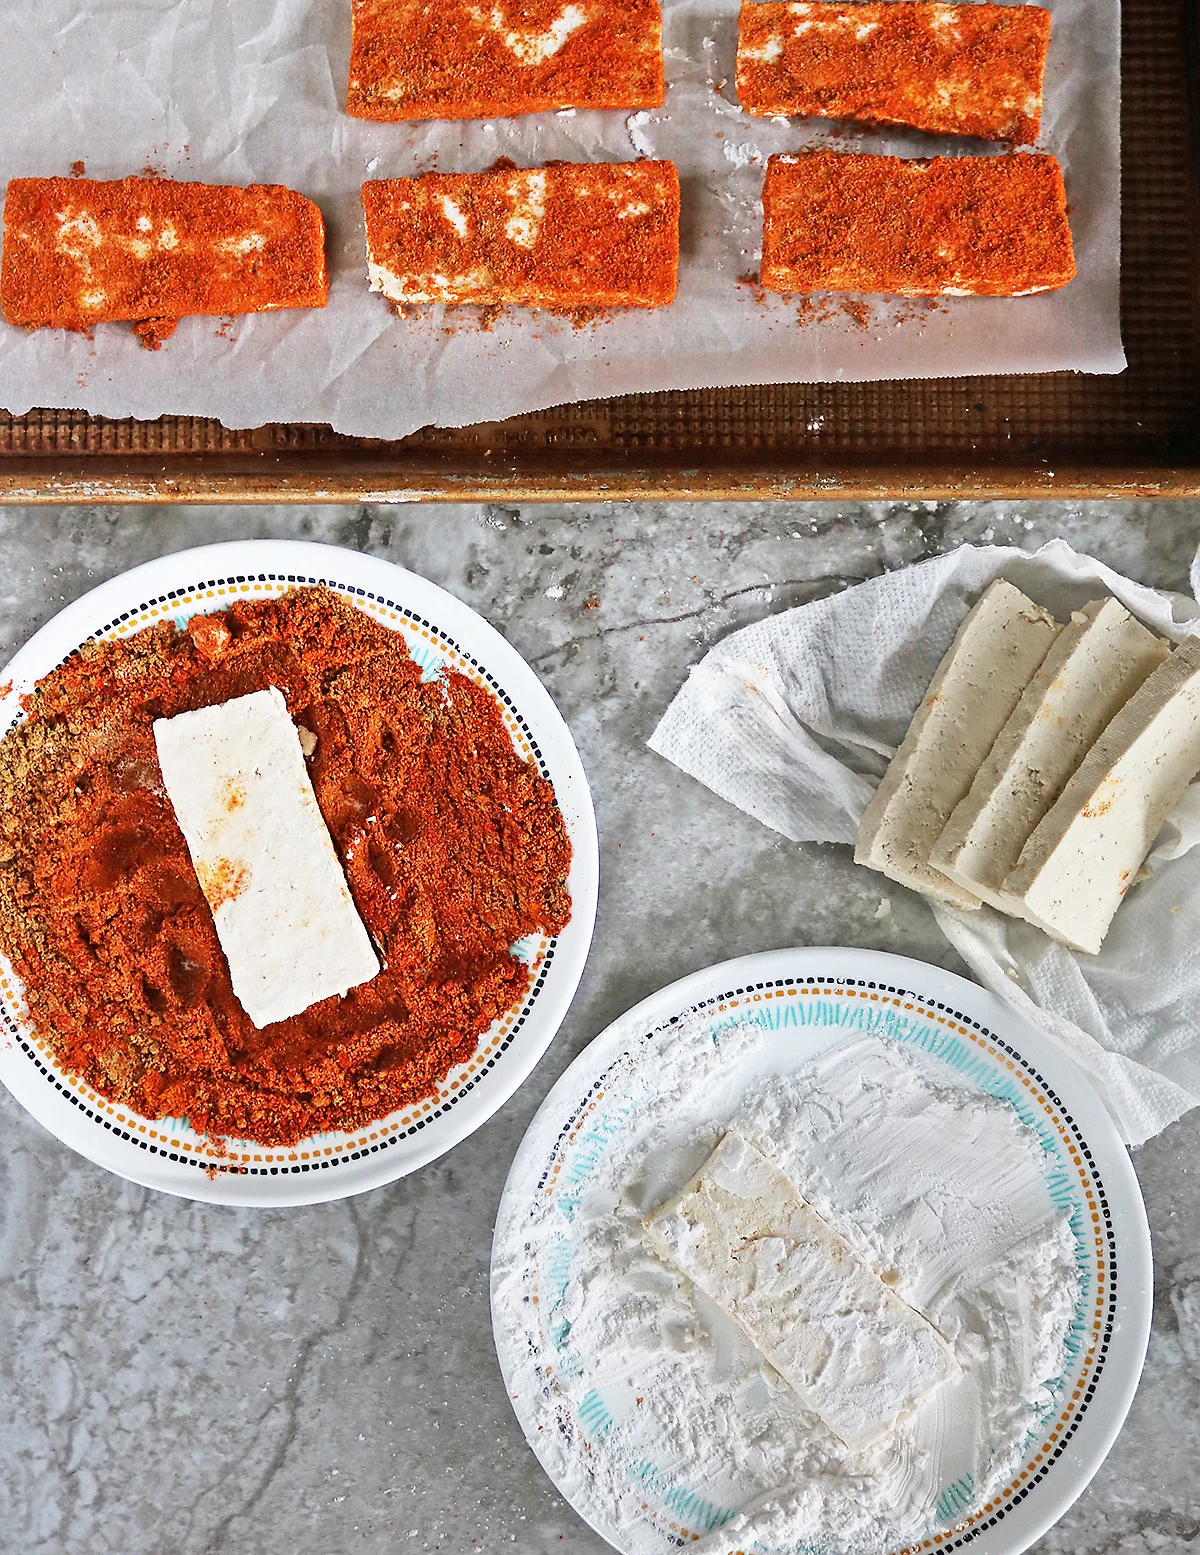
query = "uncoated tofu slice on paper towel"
xmin=855 ymin=578 xmax=1060 ymax=908
xmin=1003 ymin=636 xmax=1200 ymax=955
xmin=931 ymin=598 xmax=1170 ymax=912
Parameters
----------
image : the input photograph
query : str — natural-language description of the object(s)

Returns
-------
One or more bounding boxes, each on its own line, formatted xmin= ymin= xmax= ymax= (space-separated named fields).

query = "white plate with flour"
xmin=0 ymin=540 xmax=597 ymax=1205
xmin=491 ymin=948 xmax=1151 ymax=1555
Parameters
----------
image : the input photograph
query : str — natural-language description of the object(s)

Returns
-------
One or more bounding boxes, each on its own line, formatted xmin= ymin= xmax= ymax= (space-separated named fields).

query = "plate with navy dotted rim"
xmin=491 ymin=947 xmax=1151 ymax=1555
xmin=0 ymin=539 xmax=598 ymax=1205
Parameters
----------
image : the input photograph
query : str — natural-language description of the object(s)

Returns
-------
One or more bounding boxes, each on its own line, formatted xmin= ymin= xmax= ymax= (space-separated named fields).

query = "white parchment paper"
xmin=0 ymin=0 xmax=1122 ymax=439
xmin=650 ymin=541 xmax=1200 ymax=1149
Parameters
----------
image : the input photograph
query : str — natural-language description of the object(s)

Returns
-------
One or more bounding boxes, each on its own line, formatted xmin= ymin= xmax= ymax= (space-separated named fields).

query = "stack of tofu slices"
xmin=856 ymin=580 xmax=1200 ymax=954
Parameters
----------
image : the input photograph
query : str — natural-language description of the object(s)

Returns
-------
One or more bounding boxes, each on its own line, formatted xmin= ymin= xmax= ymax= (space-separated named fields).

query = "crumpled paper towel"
xmin=649 ymin=540 xmax=1200 ymax=1147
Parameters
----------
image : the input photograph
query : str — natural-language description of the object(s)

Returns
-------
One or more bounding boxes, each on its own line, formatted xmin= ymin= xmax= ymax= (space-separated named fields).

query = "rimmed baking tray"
xmin=2 ymin=0 xmax=1197 ymax=505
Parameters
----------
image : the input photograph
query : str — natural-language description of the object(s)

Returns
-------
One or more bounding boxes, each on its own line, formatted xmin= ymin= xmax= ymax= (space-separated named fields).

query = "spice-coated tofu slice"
xmin=362 ymin=160 xmax=680 ymax=310
xmin=761 ymin=151 xmax=1075 ymax=297
xmin=737 ymin=1 xmax=1051 ymax=143
xmin=0 ymin=177 xmax=328 ymax=346
xmin=154 ymin=688 xmax=380 ymax=1030
xmin=347 ymin=0 xmax=664 ymax=122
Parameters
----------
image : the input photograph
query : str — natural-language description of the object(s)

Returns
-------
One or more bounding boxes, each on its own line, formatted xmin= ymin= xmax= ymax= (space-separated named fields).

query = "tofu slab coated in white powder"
xmin=1003 ymin=636 xmax=1200 ymax=954
xmin=644 ymin=1131 xmax=959 ymax=1451
xmin=153 ymin=686 xmax=380 ymax=1028
xmin=855 ymin=579 xmax=1060 ymax=907
xmin=931 ymin=598 xmax=1170 ymax=911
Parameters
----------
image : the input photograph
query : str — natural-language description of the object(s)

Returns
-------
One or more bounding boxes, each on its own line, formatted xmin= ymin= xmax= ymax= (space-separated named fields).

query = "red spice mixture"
xmin=0 ymin=588 xmax=572 ymax=1147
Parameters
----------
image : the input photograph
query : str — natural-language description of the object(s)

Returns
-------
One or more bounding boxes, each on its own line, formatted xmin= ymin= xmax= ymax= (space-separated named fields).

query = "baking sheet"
xmin=0 ymin=0 xmax=1124 ymax=440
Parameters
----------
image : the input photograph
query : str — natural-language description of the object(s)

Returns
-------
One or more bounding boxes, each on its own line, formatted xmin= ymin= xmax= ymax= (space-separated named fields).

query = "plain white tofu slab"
xmin=153 ymin=686 xmax=380 ymax=1028
xmin=930 ymin=598 xmax=1170 ymax=912
xmin=644 ymin=1132 xmax=959 ymax=1452
xmin=1003 ymin=636 xmax=1200 ymax=955
xmin=854 ymin=579 xmax=1060 ymax=908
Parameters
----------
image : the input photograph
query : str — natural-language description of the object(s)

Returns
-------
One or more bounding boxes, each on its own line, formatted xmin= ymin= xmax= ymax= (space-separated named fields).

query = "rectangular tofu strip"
xmin=761 ymin=152 xmax=1076 ymax=297
xmin=347 ymin=0 xmax=664 ymax=121
xmin=362 ymin=161 xmax=680 ymax=310
xmin=1003 ymin=638 xmax=1200 ymax=955
xmin=737 ymin=1 xmax=1051 ymax=143
xmin=154 ymin=688 xmax=380 ymax=1029
xmin=855 ymin=579 xmax=1060 ymax=907
xmin=645 ymin=1132 xmax=958 ymax=1450
xmin=1 ymin=177 xmax=328 ymax=345
xmin=931 ymin=599 xmax=1170 ymax=911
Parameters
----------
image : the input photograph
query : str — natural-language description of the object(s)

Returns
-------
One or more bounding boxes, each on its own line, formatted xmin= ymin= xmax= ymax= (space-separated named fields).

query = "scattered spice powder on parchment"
xmin=0 ymin=587 xmax=572 ymax=1147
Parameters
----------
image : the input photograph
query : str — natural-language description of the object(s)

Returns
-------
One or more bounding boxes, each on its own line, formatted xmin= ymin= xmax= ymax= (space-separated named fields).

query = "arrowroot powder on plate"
xmin=493 ymin=1026 xmax=1080 ymax=1554
xmin=0 ymin=586 xmax=572 ymax=1146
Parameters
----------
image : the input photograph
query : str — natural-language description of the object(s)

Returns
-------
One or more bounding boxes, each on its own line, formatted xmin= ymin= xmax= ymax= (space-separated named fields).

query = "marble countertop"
xmin=1 ymin=497 xmax=1198 ymax=1555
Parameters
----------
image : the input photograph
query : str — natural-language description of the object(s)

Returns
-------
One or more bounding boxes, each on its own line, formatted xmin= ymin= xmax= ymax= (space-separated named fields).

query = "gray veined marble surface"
xmin=1 ymin=498 xmax=1199 ymax=1555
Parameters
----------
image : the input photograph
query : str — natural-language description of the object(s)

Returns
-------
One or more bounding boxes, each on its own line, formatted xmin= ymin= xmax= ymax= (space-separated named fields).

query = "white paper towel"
xmin=649 ymin=541 xmax=1200 ymax=1147
xmin=0 ymin=0 xmax=1123 ymax=439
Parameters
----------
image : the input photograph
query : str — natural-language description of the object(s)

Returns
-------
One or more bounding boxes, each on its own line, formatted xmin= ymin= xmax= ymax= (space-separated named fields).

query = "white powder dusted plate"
xmin=0 ymin=540 xmax=598 ymax=1205
xmin=491 ymin=947 xmax=1151 ymax=1555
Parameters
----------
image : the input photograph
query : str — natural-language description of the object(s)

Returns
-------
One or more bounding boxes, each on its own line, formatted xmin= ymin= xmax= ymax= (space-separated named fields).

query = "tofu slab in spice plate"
xmin=0 ymin=541 xmax=598 ymax=1206
xmin=152 ymin=688 xmax=382 ymax=1029
xmin=492 ymin=947 xmax=1152 ymax=1555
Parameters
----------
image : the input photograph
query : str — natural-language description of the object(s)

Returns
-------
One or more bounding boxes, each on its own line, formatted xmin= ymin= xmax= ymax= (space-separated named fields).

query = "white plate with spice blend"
xmin=491 ymin=948 xmax=1152 ymax=1555
xmin=0 ymin=540 xmax=598 ymax=1205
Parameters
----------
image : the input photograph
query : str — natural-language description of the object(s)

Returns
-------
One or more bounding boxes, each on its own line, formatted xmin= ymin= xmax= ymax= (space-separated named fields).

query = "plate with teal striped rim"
xmin=0 ymin=539 xmax=597 ymax=1205
xmin=491 ymin=947 xmax=1150 ymax=1555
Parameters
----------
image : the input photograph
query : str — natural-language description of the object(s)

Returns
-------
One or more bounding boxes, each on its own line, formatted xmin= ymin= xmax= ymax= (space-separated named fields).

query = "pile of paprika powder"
xmin=0 ymin=587 xmax=572 ymax=1147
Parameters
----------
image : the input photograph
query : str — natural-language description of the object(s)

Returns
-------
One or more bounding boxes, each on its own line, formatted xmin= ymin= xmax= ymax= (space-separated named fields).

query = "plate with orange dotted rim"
xmin=491 ymin=947 xmax=1151 ymax=1555
xmin=0 ymin=539 xmax=598 ymax=1205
